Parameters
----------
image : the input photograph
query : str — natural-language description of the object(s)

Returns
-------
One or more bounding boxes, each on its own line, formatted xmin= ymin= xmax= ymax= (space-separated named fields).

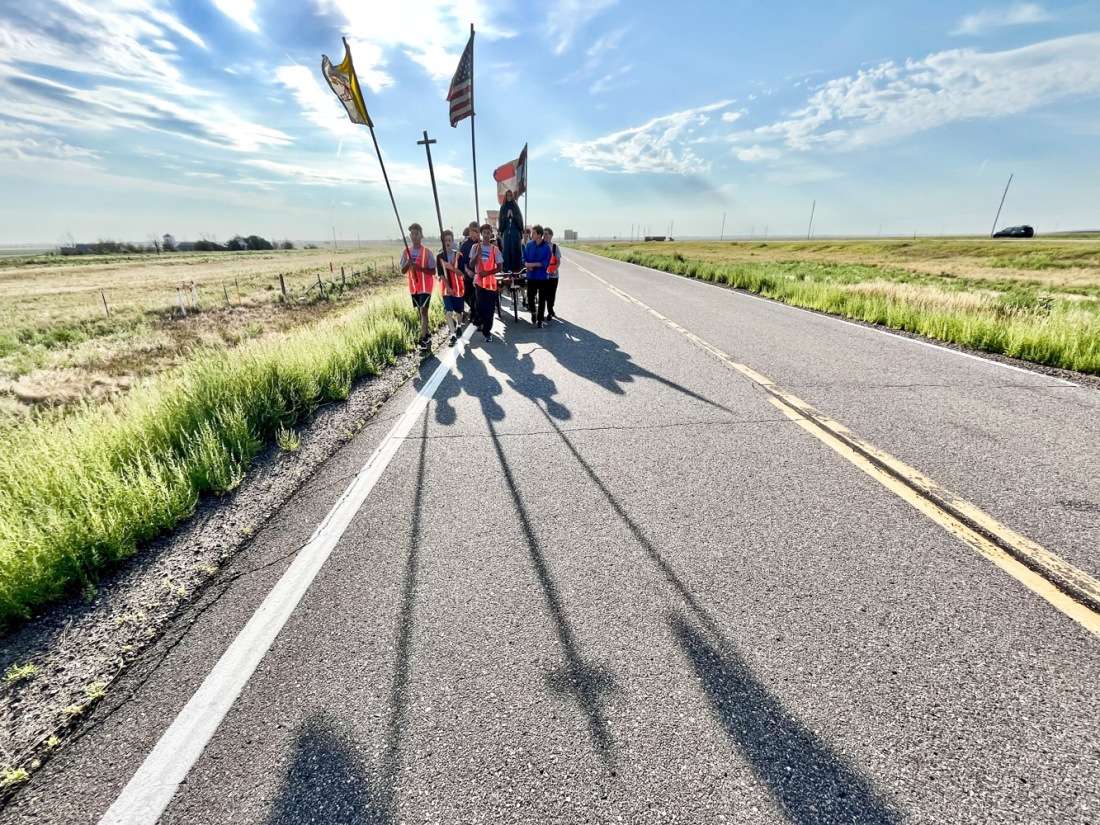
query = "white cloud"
xmin=558 ymin=100 xmax=735 ymax=174
xmin=244 ymin=155 xmax=466 ymax=188
xmin=547 ymin=0 xmax=620 ymax=54
xmin=761 ymin=33 xmax=1100 ymax=152
xmin=212 ymin=0 xmax=259 ymax=33
xmin=734 ymin=145 xmax=780 ymax=162
xmin=0 ymin=5 xmax=290 ymax=153
xmin=0 ymin=136 xmax=99 ymax=163
xmin=953 ymin=3 xmax=1053 ymax=36
xmin=317 ymin=0 xmax=511 ymax=86
xmin=721 ymin=111 xmax=745 ymax=123
xmin=590 ymin=65 xmax=633 ymax=95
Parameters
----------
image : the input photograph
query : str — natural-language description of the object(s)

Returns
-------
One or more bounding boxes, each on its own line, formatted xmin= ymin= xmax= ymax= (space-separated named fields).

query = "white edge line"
xmin=98 ymin=324 xmax=476 ymax=825
xmin=566 ymin=249 xmax=1083 ymax=389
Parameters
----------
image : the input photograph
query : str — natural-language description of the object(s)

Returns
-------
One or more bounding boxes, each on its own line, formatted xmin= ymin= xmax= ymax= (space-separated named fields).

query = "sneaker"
xmin=536 ymin=321 xmax=543 ymax=328
xmin=449 ymin=335 xmax=457 ymax=347
xmin=483 ymin=334 xmax=492 ymax=343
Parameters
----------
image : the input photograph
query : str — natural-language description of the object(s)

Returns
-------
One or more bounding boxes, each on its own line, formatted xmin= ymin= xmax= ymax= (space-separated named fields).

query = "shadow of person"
xmin=265 ymin=713 xmax=393 ymax=825
xmin=550 ymin=321 xmax=734 ymax=415
xmin=453 ymin=346 xmax=505 ymax=423
xmin=669 ymin=614 xmax=902 ymax=825
xmin=491 ymin=346 xmax=571 ymax=422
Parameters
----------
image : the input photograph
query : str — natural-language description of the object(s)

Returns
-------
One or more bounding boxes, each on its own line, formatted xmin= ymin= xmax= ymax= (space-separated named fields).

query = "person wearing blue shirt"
xmin=522 ymin=223 xmax=552 ymax=327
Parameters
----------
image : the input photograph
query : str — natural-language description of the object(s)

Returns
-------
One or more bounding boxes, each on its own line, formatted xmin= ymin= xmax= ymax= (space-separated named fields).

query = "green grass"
xmin=0 ymin=289 xmax=441 ymax=630
xmin=586 ymin=247 xmax=1100 ymax=374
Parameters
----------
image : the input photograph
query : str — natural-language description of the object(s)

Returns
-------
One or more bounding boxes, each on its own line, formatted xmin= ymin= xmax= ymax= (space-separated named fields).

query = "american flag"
xmin=447 ymin=32 xmax=474 ymax=127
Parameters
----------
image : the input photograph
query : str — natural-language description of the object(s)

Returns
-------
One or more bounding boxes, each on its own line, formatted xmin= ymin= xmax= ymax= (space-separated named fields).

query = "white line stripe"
xmin=566 ymin=249 xmax=1083 ymax=389
xmin=98 ymin=325 xmax=475 ymax=825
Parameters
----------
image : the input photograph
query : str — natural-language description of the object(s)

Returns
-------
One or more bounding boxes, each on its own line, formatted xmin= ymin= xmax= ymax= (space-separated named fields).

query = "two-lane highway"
xmin=3 ymin=248 xmax=1098 ymax=824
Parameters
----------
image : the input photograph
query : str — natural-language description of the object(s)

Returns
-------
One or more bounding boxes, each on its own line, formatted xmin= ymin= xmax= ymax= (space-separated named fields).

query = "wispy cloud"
xmin=212 ymin=0 xmax=259 ymax=33
xmin=547 ymin=0 xmax=620 ymax=54
xmin=952 ymin=3 xmax=1053 ymax=36
xmin=756 ymin=33 xmax=1100 ymax=152
xmin=559 ymin=100 xmax=735 ymax=174
xmin=0 ymin=3 xmax=287 ymax=152
xmin=0 ymin=136 xmax=99 ymax=163
xmin=317 ymin=0 xmax=511 ymax=86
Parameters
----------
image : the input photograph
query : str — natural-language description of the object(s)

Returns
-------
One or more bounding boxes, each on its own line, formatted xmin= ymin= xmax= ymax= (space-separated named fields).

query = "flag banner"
xmin=447 ymin=32 xmax=474 ymax=126
xmin=493 ymin=143 xmax=527 ymax=203
xmin=322 ymin=39 xmax=372 ymax=127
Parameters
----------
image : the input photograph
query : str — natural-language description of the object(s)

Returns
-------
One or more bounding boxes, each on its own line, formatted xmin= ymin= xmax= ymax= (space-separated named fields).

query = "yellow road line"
xmin=571 ymin=258 xmax=1100 ymax=639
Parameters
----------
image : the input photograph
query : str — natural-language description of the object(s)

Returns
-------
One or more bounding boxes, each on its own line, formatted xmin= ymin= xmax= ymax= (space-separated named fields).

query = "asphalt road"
xmin=4 ymin=248 xmax=1099 ymax=824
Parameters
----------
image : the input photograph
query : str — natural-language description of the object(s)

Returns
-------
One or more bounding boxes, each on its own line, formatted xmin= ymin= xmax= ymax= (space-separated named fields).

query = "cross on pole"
xmin=417 ymin=130 xmax=446 ymax=245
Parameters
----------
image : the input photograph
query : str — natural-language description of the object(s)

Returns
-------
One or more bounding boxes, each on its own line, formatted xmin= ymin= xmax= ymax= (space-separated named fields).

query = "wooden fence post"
xmin=101 ymin=291 xmax=109 ymax=317
xmin=279 ymin=273 xmax=287 ymax=297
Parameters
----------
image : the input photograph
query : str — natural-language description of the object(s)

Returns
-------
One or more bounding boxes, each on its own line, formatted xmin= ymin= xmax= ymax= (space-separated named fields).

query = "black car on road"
xmin=992 ymin=225 xmax=1034 ymax=238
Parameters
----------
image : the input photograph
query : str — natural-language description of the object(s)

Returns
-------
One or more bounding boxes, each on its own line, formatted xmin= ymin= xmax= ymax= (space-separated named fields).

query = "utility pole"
xmin=807 ymin=201 xmax=816 ymax=240
xmin=720 ymin=212 xmax=726 ymax=240
xmin=332 ymin=226 xmax=338 ymax=250
xmin=990 ymin=174 xmax=1013 ymax=237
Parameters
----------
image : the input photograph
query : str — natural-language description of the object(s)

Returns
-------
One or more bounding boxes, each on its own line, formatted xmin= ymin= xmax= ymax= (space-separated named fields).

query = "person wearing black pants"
xmin=458 ymin=221 xmax=480 ymax=327
xmin=472 ymin=223 xmax=501 ymax=342
xmin=543 ymin=227 xmax=560 ymax=319
xmin=522 ymin=223 xmax=552 ymax=327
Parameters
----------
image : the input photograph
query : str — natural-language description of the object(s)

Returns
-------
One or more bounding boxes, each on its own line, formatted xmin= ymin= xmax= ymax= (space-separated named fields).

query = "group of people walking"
xmin=400 ymin=192 xmax=561 ymax=346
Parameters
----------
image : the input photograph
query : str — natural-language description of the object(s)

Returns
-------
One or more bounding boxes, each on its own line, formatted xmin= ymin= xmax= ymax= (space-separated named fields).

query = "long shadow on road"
xmin=266 ymin=417 xmax=434 ymax=823
xmin=671 ymin=616 xmax=902 ymax=825
xmin=511 ymin=381 xmax=901 ymax=822
xmin=487 ymin=416 xmax=619 ymax=762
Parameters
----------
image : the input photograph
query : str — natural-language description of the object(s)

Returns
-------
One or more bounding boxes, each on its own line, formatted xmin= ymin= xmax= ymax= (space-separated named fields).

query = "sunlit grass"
xmin=586 ymin=246 xmax=1100 ymax=374
xmin=0 ymin=289 xmax=441 ymax=629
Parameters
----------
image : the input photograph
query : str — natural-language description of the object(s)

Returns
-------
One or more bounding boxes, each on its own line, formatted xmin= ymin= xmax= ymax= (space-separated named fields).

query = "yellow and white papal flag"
xmin=321 ymin=38 xmax=372 ymax=127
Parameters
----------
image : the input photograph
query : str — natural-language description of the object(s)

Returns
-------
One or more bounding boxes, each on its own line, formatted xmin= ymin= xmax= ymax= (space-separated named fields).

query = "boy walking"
xmin=437 ymin=229 xmax=464 ymax=346
xmin=522 ymin=223 xmax=551 ymax=327
xmin=458 ymin=220 xmax=480 ymax=326
xmin=472 ymin=223 xmax=501 ymax=342
xmin=400 ymin=223 xmax=436 ymax=347
xmin=544 ymin=227 xmax=560 ymax=319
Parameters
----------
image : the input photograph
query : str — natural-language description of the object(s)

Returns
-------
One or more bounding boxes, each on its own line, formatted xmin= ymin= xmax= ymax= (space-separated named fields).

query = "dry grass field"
xmin=0 ymin=245 xmax=407 ymax=424
xmin=582 ymin=238 xmax=1100 ymax=375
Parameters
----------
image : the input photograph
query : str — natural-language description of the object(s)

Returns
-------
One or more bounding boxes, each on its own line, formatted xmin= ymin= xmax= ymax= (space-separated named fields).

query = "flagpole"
xmin=340 ymin=37 xmax=408 ymax=254
xmin=469 ymin=24 xmax=481 ymax=225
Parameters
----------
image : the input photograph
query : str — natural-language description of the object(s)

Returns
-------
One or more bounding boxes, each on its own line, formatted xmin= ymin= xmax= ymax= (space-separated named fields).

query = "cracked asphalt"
xmin=3 ymin=248 xmax=1099 ymax=824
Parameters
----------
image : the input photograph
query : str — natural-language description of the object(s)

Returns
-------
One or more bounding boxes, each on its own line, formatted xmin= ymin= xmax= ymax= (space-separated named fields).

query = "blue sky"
xmin=1 ymin=1 xmax=1099 ymax=244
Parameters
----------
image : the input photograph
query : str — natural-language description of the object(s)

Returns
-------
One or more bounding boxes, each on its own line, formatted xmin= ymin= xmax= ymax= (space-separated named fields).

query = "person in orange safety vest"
xmin=472 ymin=223 xmax=501 ymax=343
xmin=400 ymin=223 xmax=436 ymax=348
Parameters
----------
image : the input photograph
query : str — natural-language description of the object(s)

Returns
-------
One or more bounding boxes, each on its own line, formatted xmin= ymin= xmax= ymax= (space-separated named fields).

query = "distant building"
xmin=162 ymin=233 xmax=176 ymax=250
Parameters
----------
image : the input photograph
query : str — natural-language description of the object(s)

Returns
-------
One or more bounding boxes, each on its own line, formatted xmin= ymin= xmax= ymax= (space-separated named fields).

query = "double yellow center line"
xmin=574 ymin=259 xmax=1100 ymax=639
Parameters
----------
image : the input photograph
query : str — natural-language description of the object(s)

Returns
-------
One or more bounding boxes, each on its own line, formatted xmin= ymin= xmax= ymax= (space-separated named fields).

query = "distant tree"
xmin=148 ymin=234 xmax=161 ymax=254
xmin=281 ymin=239 xmax=295 ymax=250
xmin=245 ymin=234 xmax=274 ymax=251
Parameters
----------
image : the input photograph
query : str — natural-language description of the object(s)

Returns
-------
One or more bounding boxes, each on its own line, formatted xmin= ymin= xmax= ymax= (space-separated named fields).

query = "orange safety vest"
xmin=548 ymin=244 xmax=560 ymax=277
xmin=439 ymin=250 xmax=464 ymax=297
xmin=404 ymin=246 xmax=435 ymax=294
xmin=474 ymin=243 xmax=499 ymax=291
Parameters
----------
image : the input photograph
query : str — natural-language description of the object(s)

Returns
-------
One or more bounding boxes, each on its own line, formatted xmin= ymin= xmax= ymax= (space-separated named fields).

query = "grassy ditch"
xmin=0 ymin=289 xmax=442 ymax=630
xmin=584 ymin=242 xmax=1100 ymax=374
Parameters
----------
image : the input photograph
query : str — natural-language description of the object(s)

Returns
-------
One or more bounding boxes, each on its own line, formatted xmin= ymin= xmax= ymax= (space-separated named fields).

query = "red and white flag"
xmin=447 ymin=32 xmax=474 ymax=127
xmin=493 ymin=144 xmax=527 ymax=204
